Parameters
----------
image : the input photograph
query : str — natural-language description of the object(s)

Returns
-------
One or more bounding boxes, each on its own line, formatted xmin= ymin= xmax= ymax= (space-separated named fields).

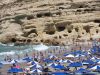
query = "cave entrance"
xmin=37 ymin=14 xmax=42 ymax=18
xmin=46 ymin=31 xmax=55 ymax=35
xmin=44 ymin=12 xmax=52 ymax=17
xmin=94 ymin=19 xmax=100 ymax=23
xmin=63 ymin=34 xmax=68 ymax=37
xmin=82 ymin=32 xmax=84 ymax=34
xmin=40 ymin=39 xmax=43 ymax=42
xmin=67 ymin=25 xmax=73 ymax=33
xmin=27 ymin=15 xmax=34 ymax=20
xmin=27 ymin=39 xmax=32 ymax=43
xmin=28 ymin=29 xmax=37 ymax=35
xmin=83 ymin=26 xmax=91 ymax=33
xmin=57 ymin=26 xmax=65 ymax=32
xmin=99 ymin=24 xmax=100 ymax=27
xmin=56 ymin=12 xmax=62 ymax=16
xmin=75 ymin=28 xmax=79 ymax=32
xmin=96 ymin=30 xmax=99 ymax=33
xmin=11 ymin=38 xmax=16 ymax=43
xmin=68 ymin=30 xmax=72 ymax=33
xmin=24 ymin=29 xmax=37 ymax=37
xmin=59 ymin=36 xmax=62 ymax=39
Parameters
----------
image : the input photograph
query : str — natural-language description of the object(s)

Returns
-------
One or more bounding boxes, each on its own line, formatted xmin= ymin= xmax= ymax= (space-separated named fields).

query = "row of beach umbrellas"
xmin=0 ymin=43 xmax=100 ymax=75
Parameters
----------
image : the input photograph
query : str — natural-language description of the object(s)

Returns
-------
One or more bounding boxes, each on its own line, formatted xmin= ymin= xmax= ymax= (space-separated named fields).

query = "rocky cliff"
xmin=0 ymin=0 xmax=100 ymax=45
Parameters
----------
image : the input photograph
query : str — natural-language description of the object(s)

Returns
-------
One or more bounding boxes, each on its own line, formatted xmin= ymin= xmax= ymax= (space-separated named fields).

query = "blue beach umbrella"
xmin=30 ymin=69 xmax=42 ymax=73
xmin=30 ymin=64 xmax=42 ymax=69
xmin=23 ymin=57 xmax=33 ymax=62
xmin=63 ymin=60 xmax=73 ymax=63
xmin=63 ymin=53 xmax=69 ymax=56
xmin=96 ymin=60 xmax=100 ymax=64
xmin=52 ymin=72 xmax=72 ymax=75
xmin=59 ymin=59 xmax=73 ymax=63
xmin=91 ymin=57 xmax=97 ymax=61
xmin=71 ymin=50 xmax=84 ymax=55
xmin=27 ymin=61 xmax=38 ymax=65
xmin=44 ymin=58 xmax=53 ymax=63
xmin=82 ymin=60 xmax=95 ymax=65
xmin=75 ymin=54 xmax=85 ymax=57
xmin=68 ymin=62 xmax=83 ymax=67
xmin=50 ymin=63 xmax=57 ymax=68
xmin=8 ymin=68 xmax=23 ymax=73
xmin=31 ymin=61 xmax=38 ymax=65
xmin=91 ymin=46 xmax=98 ymax=54
xmin=75 ymin=68 xmax=90 ymax=73
xmin=48 ymin=63 xmax=58 ymax=68
xmin=54 ymin=64 xmax=65 ymax=69
xmin=90 ymin=65 xmax=100 ymax=71
xmin=17 ymin=68 xmax=23 ymax=72
xmin=66 ymin=54 xmax=75 ymax=58
xmin=49 ymin=55 xmax=57 ymax=59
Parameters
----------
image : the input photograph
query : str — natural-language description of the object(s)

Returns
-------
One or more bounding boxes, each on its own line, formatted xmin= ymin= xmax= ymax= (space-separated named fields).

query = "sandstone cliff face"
xmin=0 ymin=0 xmax=100 ymax=45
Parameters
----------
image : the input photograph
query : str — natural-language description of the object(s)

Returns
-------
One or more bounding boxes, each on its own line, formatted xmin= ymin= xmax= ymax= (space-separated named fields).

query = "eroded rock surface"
xmin=0 ymin=0 xmax=100 ymax=45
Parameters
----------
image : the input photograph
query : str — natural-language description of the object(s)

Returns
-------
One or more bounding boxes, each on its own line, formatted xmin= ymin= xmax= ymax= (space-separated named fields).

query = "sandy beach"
xmin=0 ymin=41 xmax=95 ymax=75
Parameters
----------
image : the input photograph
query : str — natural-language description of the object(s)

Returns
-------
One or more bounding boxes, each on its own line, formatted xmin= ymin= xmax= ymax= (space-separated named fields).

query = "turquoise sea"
xmin=0 ymin=43 xmax=34 ymax=60
xmin=0 ymin=43 xmax=59 ymax=61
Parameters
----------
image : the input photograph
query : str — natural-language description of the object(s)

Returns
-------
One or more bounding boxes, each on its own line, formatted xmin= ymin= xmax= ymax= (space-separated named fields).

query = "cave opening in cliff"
xmin=75 ymin=28 xmax=79 ymax=32
xmin=84 ymin=9 xmax=91 ymax=12
xmin=46 ymin=31 xmax=55 ymax=35
xmin=57 ymin=26 xmax=65 ymax=32
xmin=77 ymin=9 xmax=81 ymax=12
xmin=79 ymin=4 xmax=87 ymax=8
xmin=99 ymin=24 xmax=100 ymax=27
xmin=90 ymin=38 xmax=93 ymax=41
xmin=59 ymin=36 xmax=62 ymax=39
xmin=79 ymin=5 xmax=83 ymax=8
xmin=56 ymin=12 xmax=62 ymax=16
xmin=27 ymin=15 xmax=34 ymax=20
xmin=63 ymin=34 xmax=68 ymax=37
xmin=59 ymin=7 xmax=64 ymax=10
xmin=77 ymin=35 xmax=81 ymax=38
xmin=44 ymin=12 xmax=52 ymax=17
xmin=27 ymin=39 xmax=32 ymax=43
xmin=94 ymin=19 xmax=100 ymax=23
xmin=24 ymin=29 xmax=37 ymax=37
xmin=37 ymin=14 xmax=42 ymax=18
xmin=35 ymin=40 xmax=38 ymax=42
xmin=54 ymin=36 xmax=58 ymax=39
xmin=68 ymin=30 xmax=72 ymax=33
xmin=82 ymin=32 xmax=84 ymax=34
xmin=29 ymin=29 xmax=37 ymax=35
xmin=23 ymin=39 xmax=26 ymax=42
xmin=13 ymin=19 xmax=23 ymax=25
xmin=11 ymin=38 xmax=16 ymax=43
xmin=40 ymin=39 xmax=43 ymax=42
xmin=96 ymin=30 xmax=99 ymax=33
xmin=83 ymin=26 xmax=91 ymax=33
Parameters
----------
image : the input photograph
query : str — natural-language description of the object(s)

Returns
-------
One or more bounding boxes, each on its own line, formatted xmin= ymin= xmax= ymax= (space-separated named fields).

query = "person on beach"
xmin=25 ymin=53 xmax=29 ymax=57
xmin=7 ymin=56 xmax=12 ymax=62
xmin=4 ymin=56 xmax=7 ymax=61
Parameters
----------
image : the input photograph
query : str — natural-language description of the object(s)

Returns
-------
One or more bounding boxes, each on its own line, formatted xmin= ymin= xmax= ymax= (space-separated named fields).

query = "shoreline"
xmin=0 ymin=41 xmax=100 ymax=75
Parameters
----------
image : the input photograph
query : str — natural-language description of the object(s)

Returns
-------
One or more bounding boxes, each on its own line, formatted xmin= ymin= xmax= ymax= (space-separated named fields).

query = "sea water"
xmin=0 ymin=43 xmax=63 ymax=61
xmin=0 ymin=43 xmax=34 ymax=61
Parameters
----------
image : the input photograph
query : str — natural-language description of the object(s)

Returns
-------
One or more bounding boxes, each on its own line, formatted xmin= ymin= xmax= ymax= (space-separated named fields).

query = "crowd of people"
xmin=0 ymin=41 xmax=100 ymax=75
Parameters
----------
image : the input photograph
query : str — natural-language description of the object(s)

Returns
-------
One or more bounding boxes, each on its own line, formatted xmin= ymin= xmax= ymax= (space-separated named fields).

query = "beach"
xmin=0 ymin=41 xmax=99 ymax=75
